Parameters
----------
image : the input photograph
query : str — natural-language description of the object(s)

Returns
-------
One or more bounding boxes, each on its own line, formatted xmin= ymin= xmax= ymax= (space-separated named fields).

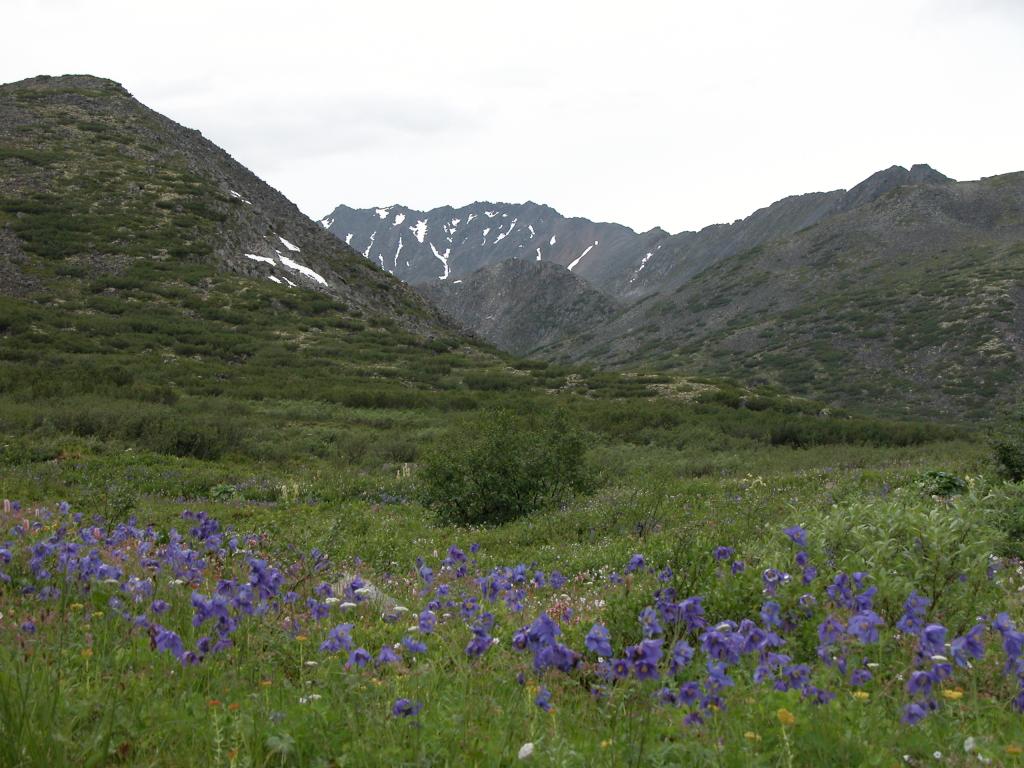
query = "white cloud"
xmin=3 ymin=0 xmax=1023 ymax=233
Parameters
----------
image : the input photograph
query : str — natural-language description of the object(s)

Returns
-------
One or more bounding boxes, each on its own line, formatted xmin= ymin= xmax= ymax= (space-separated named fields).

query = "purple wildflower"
xmin=392 ymin=698 xmax=422 ymax=717
xmin=902 ymin=702 xmax=928 ymax=725
xmin=320 ymin=624 xmax=353 ymax=653
xmin=585 ymin=624 xmax=613 ymax=657
xmin=670 ymin=640 xmax=695 ymax=674
xmin=346 ymin=647 xmax=371 ymax=669
xmin=783 ymin=525 xmax=808 ymax=547
xmin=847 ymin=610 xmax=884 ymax=645
xmin=920 ymin=624 xmax=947 ymax=657
xmin=625 ymin=554 xmax=645 ymax=574
xmin=639 ymin=606 xmax=663 ymax=638
xmin=950 ymin=624 xmax=985 ymax=667
xmin=713 ymin=546 xmax=734 ymax=562
xmin=418 ymin=610 xmax=437 ymax=634
xmin=402 ymin=636 xmax=427 ymax=654
xmin=535 ymin=686 xmax=553 ymax=711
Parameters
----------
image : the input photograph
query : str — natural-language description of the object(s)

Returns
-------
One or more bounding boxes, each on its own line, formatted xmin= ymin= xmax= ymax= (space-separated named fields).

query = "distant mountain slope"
xmin=541 ymin=171 xmax=1024 ymax=418
xmin=417 ymin=259 xmax=621 ymax=355
xmin=613 ymin=165 xmax=954 ymax=299
xmin=320 ymin=200 xmax=668 ymax=289
xmin=0 ymin=74 xmax=446 ymax=332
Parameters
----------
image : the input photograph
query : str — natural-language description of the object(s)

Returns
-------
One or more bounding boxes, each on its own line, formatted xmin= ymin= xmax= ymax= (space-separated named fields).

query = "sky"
xmin=4 ymin=0 xmax=1024 ymax=233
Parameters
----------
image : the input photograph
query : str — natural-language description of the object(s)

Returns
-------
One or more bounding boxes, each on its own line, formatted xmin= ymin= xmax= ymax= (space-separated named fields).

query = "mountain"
xmin=0 ymin=73 xmax=539 ymax=460
xmin=328 ymin=165 xmax=1022 ymax=418
xmin=320 ymin=200 xmax=668 ymax=290
xmin=541 ymin=170 xmax=1024 ymax=418
xmin=324 ymin=165 xmax=953 ymax=304
xmin=613 ymin=165 xmax=955 ymax=299
xmin=416 ymin=259 xmax=621 ymax=355
xmin=0 ymin=74 xmax=447 ymax=333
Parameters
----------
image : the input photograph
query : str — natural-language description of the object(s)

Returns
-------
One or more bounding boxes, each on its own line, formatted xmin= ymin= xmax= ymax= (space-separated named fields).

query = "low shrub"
xmin=416 ymin=408 xmax=594 ymax=525
xmin=992 ymin=407 xmax=1024 ymax=482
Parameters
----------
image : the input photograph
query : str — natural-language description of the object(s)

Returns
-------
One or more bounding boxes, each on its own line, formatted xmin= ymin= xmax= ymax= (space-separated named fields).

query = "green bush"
xmin=993 ymin=407 xmax=1024 ymax=482
xmin=916 ymin=470 xmax=967 ymax=497
xmin=818 ymin=489 xmax=1004 ymax=630
xmin=416 ymin=408 xmax=594 ymax=526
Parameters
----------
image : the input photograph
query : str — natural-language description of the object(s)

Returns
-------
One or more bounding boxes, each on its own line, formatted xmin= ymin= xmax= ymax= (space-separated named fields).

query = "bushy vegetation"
xmin=417 ymin=408 xmax=593 ymax=525
xmin=993 ymin=406 xmax=1024 ymax=482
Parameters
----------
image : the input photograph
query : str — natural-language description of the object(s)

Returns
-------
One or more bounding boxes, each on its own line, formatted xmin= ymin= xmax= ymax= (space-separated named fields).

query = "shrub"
xmin=993 ymin=407 xmax=1024 ymax=482
xmin=416 ymin=408 xmax=594 ymax=526
xmin=916 ymin=470 xmax=967 ymax=497
xmin=817 ymin=489 xmax=1004 ymax=630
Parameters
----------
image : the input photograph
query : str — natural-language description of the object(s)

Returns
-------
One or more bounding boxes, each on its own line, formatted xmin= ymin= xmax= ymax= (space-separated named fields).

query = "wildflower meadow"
xmin=3 ymin=468 xmax=1024 ymax=766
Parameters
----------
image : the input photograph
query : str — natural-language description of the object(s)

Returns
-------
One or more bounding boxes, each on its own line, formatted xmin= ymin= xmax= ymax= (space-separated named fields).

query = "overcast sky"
xmin=5 ymin=0 xmax=1024 ymax=233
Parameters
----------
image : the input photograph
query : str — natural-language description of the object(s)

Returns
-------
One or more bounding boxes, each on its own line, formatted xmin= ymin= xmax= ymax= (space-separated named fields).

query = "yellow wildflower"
xmin=852 ymin=691 xmax=870 ymax=701
xmin=81 ymin=647 xmax=93 ymax=659
xmin=70 ymin=603 xmax=84 ymax=611
xmin=776 ymin=708 xmax=796 ymax=727
xmin=941 ymin=689 xmax=963 ymax=701
xmin=744 ymin=731 xmax=762 ymax=741
xmin=600 ymin=740 xmax=612 ymax=749
xmin=1007 ymin=744 xmax=1023 ymax=755
xmin=295 ymin=635 xmax=308 ymax=642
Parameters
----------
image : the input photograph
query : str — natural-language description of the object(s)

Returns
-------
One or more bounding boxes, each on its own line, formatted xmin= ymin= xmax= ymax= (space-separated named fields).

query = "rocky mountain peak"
xmin=840 ymin=164 xmax=952 ymax=210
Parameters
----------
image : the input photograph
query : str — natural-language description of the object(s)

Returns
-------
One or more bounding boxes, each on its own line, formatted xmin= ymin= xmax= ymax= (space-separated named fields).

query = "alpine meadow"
xmin=3 ymin=5 xmax=1024 ymax=766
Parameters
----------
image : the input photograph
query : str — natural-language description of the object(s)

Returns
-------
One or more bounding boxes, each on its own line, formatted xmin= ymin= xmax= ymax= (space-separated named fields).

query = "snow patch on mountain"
xmin=410 ymin=220 xmax=428 ymax=244
xmin=279 ymin=254 xmax=328 ymax=286
xmin=278 ymin=236 xmax=301 ymax=252
xmin=494 ymin=218 xmax=517 ymax=244
xmin=629 ymin=252 xmax=654 ymax=284
xmin=568 ymin=241 xmax=598 ymax=271
xmin=429 ymin=242 xmax=451 ymax=280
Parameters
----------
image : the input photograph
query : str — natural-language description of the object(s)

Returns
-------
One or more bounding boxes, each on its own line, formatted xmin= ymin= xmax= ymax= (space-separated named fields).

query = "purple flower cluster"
xmin=5 ymin=500 xmax=1024 ymax=729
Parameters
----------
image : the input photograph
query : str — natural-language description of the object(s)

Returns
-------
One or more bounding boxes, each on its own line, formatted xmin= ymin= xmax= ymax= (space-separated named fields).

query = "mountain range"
xmin=328 ymin=165 xmax=1024 ymax=418
xmin=2 ymin=74 xmax=1021 ymax=422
